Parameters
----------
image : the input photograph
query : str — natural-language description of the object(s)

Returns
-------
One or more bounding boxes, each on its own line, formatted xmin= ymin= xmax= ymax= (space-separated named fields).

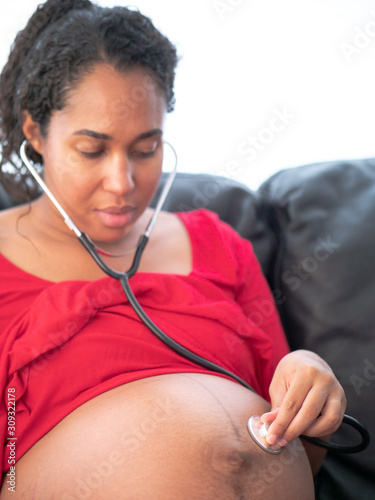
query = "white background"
xmin=1 ymin=0 xmax=375 ymax=189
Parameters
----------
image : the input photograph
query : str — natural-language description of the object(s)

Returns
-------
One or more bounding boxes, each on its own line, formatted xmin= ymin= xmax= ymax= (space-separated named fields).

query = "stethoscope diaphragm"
xmin=247 ymin=416 xmax=282 ymax=455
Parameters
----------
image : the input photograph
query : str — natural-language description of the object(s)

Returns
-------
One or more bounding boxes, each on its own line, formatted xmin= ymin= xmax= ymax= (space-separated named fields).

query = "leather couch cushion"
xmin=261 ymin=159 xmax=375 ymax=500
xmin=152 ymin=172 xmax=278 ymax=280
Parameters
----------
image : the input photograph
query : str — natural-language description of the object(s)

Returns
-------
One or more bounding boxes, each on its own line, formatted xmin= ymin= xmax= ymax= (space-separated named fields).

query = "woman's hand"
xmin=260 ymin=350 xmax=346 ymax=449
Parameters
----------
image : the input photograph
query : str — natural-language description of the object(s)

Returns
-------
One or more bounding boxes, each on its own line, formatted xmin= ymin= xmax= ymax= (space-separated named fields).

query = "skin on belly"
xmin=0 ymin=373 xmax=314 ymax=500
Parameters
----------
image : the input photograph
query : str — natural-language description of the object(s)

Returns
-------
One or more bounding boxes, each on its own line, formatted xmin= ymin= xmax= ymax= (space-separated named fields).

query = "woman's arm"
xmin=230 ymin=233 xmax=345 ymax=473
xmin=208 ymin=216 xmax=345 ymax=473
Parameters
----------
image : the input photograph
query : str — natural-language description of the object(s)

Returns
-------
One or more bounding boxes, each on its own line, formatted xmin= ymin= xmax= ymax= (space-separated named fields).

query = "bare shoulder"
xmin=0 ymin=204 xmax=31 ymax=243
xmin=143 ymin=210 xmax=192 ymax=275
xmin=0 ymin=204 xmax=37 ymax=274
xmin=0 ymin=202 xmax=31 ymax=220
xmin=154 ymin=210 xmax=187 ymax=236
xmin=151 ymin=210 xmax=192 ymax=250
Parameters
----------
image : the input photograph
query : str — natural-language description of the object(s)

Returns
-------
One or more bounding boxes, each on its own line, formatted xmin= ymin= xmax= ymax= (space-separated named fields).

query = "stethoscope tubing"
xmin=80 ymin=233 xmax=370 ymax=454
xmin=18 ymin=140 xmax=370 ymax=455
xmin=299 ymin=415 xmax=370 ymax=453
xmin=78 ymin=231 xmax=262 ymax=386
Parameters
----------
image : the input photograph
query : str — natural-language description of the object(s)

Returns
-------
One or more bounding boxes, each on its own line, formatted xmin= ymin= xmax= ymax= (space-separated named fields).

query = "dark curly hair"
xmin=0 ymin=0 xmax=178 ymax=201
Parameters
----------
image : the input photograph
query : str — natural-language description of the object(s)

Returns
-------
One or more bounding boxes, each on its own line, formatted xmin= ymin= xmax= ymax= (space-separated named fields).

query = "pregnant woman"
xmin=0 ymin=1 xmax=345 ymax=498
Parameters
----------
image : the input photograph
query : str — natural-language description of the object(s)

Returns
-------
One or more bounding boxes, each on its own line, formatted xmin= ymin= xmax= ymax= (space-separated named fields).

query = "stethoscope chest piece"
xmin=247 ymin=416 xmax=282 ymax=455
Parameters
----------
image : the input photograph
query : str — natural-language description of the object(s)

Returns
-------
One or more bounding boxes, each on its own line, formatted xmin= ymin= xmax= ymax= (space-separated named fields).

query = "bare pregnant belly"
xmin=0 ymin=373 xmax=314 ymax=500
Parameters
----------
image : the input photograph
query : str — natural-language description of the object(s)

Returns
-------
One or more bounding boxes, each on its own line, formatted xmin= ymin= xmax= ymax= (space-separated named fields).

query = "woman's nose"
xmin=101 ymin=153 xmax=135 ymax=195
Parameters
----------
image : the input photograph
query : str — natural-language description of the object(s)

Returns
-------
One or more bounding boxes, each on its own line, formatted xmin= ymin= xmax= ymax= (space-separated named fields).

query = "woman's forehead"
xmin=53 ymin=64 xmax=167 ymax=134
xmin=66 ymin=64 xmax=164 ymax=107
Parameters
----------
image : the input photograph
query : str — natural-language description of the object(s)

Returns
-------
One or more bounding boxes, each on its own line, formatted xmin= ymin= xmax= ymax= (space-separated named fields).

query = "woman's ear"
xmin=21 ymin=111 xmax=44 ymax=155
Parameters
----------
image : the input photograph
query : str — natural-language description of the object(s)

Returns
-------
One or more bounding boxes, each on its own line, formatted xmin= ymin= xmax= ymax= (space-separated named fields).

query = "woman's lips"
xmin=94 ymin=206 xmax=135 ymax=227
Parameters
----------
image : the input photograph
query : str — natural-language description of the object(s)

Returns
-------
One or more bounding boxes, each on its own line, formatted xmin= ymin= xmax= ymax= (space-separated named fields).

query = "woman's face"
xmin=28 ymin=64 xmax=167 ymax=246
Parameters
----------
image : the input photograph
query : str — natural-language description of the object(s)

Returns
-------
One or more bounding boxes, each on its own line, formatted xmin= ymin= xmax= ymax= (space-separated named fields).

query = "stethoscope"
xmin=19 ymin=139 xmax=370 ymax=455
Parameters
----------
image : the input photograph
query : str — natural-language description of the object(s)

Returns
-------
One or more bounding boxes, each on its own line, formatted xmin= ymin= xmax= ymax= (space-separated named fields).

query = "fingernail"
xmin=267 ymin=434 xmax=278 ymax=445
xmin=277 ymin=438 xmax=288 ymax=447
xmin=259 ymin=423 xmax=269 ymax=438
xmin=270 ymin=443 xmax=282 ymax=451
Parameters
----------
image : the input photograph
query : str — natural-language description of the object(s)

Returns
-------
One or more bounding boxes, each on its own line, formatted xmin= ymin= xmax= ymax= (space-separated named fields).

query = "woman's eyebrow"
xmin=136 ymin=129 xmax=163 ymax=141
xmin=72 ymin=129 xmax=163 ymax=141
xmin=73 ymin=129 xmax=112 ymax=140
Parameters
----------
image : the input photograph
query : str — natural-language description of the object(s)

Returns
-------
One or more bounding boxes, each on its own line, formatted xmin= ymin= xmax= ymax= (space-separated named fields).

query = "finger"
xmin=260 ymin=408 xmax=279 ymax=424
xmin=300 ymin=395 xmax=346 ymax=438
xmin=265 ymin=379 xmax=317 ymax=445
xmin=267 ymin=384 xmax=341 ymax=445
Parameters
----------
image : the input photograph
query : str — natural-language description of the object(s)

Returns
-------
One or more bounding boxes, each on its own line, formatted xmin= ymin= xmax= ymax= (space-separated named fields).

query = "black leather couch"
xmin=1 ymin=158 xmax=374 ymax=499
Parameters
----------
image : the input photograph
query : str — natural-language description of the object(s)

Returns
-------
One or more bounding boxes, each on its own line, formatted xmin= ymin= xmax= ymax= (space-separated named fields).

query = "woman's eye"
xmin=79 ymin=150 xmax=104 ymax=159
xmin=132 ymin=150 xmax=156 ymax=159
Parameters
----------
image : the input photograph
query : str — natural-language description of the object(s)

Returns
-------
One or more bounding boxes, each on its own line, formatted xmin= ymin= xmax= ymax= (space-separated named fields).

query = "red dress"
xmin=0 ymin=209 xmax=289 ymax=475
